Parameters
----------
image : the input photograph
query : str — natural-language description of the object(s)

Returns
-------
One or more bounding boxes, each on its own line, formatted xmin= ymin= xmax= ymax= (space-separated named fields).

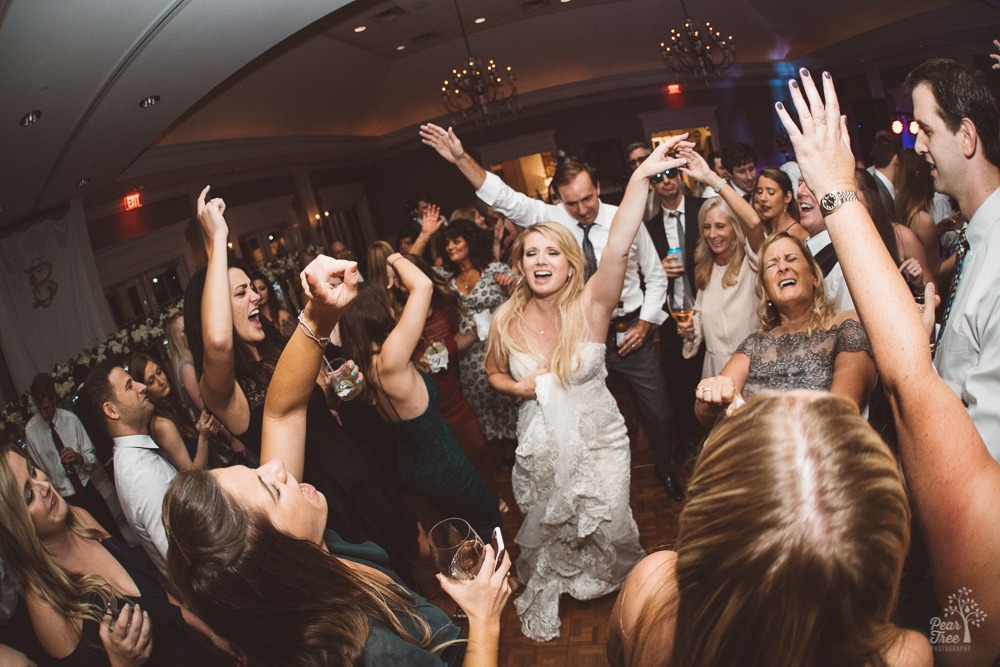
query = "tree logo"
xmin=930 ymin=587 xmax=987 ymax=652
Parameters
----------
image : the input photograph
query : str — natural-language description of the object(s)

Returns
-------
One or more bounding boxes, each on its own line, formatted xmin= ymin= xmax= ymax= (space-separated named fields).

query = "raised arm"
xmin=409 ymin=203 xmax=445 ymax=258
xmin=680 ymin=147 xmax=765 ymax=252
xmin=420 ymin=123 xmax=488 ymax=189
xmin=377 ymin=254 xmax=433 ymax=375
xmin=420 ymin=123 xmax=556 ymax=227
xmin=777 ymin=68 xmax=1000 ymax=664
xmin=260 ymin=255 xmax=359 ymax=479
xmin=584 ymin=138 xmax=690 ymax=327
xmin=194 ymin=187 xmax=248 ymax=432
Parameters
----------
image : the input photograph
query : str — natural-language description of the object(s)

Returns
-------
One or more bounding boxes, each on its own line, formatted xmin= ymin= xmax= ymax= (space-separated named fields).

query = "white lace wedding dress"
xmin=509 ymin=341 xmax=646 ymax=642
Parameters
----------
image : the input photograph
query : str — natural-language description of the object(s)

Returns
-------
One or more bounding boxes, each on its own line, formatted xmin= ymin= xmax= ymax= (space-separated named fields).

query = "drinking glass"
xmin=325 ymin=357 xmax=363 ymax=401
xmin=427 ymin=518 xmax=485 ymax=582
xmin=668 ymin=283 xmax=695 ymax=328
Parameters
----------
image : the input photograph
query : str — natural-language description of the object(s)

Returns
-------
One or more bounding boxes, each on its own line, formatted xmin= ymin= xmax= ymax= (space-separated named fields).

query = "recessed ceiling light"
xmin=560 ymin=0 xmax=572 ymax=3
xmin=474 ymin=17 xmax=486 ymax=23
xmin=19 ymin=110 xmax=42 ymax=127
xmin=138 ymin=95 xmax=160 ymax=109
xmin=354 ymin=25 xmax=367 ymax=32
xmin=396 ymin=44 xmax=406 ymax=51
xmin=77 ymin=178 xmax=89 ymax=187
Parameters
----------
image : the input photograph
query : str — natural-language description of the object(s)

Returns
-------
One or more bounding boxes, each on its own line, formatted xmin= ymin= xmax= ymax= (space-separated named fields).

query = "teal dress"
xmin=377 ymin=369 xmax=501 ymax=540
xmin=324 ymin=531 xmax=463 ymax=666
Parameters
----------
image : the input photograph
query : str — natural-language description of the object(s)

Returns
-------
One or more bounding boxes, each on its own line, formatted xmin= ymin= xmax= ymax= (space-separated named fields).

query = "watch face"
xmin=820 ymin=193 xmax=838 ymax=212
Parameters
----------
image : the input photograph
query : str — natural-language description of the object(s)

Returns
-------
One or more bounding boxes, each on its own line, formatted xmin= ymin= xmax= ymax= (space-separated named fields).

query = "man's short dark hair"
xmin=552 ymin=159 xmax=599 ymax=193
xmin=29 ymin=373 xmax=55 ymax=405
xmin=722 ymin=143 xmax=757 ymax=172
xmin=708 ymin=151 xmax=724 ymax=167
xmin=905 ymin=58 xmax=1000 ymax=168
xmin=78 ymin=358 xmax=122 ymax=433
xmin=870 ymin=130 xmax=903 ymax=169
xmin=625 ymin=141 xmax=652 ymax=156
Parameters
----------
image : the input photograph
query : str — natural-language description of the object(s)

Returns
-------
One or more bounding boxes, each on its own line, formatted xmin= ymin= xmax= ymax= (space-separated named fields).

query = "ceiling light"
xmin=77 ymin=178 xmax=89 ymax=187
xmin=354 ymin=25 xmax=367 ymax=32
xmin=396 ymin=44 xmax=406 ymax=51
xmin=661 ymin=0 xmax=736 ymax=84
xmin=474 ymin=17 xmax=486 ymax=23
xmin=138 ymin=95 xmax=160 ymax=109
xmin=441 ymin=0 xmax=517 ymax=121
xmin=560 ymin=0 xmax=572 ymax=3
xmin=19 ymin=110 xmax=42 ymax=127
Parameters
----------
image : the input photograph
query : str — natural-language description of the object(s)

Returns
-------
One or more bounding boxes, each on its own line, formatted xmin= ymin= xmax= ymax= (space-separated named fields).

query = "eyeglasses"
xmin=649 ymin=169 xmax=679 ymax=184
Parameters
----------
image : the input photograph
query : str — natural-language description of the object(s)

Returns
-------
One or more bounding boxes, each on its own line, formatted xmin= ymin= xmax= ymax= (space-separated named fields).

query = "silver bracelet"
xmin=713 ymin=179 xmax=727 ymax=194
xmin=297 ymin=311 xmax=330 ymax=348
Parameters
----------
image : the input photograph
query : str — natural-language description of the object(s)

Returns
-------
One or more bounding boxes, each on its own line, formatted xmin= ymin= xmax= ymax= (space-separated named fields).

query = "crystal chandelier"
xmin=660 ymin=0 xmax=736 ymax=84
xmin=441 ymin=0 xmax=517 ymax=121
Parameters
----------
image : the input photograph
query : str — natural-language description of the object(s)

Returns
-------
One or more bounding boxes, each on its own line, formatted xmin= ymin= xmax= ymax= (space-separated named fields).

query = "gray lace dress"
xmin=736 ymin=318 xmax=872 ymax=398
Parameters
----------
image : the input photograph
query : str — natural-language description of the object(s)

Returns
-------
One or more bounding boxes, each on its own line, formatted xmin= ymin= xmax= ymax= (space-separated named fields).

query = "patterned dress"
xmin=445 ymin=262 xmax=519 ymax=441
xmin=736 ymin=318 xmax=872 ymax=398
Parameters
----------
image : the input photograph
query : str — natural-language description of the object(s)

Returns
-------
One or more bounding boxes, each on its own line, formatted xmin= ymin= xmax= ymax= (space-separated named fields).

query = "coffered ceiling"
xmin=0 ymin=0 xmax=996 ymax=229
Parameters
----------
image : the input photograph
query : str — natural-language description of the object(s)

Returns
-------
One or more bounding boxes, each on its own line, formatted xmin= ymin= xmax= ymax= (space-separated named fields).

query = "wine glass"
xmin=427 ymin=518 xmax=485 ymax=581
xmin=668 ymin=282 xmax=695 ymax=328
xmin=325 ymin=357 xmax=364 ymax=401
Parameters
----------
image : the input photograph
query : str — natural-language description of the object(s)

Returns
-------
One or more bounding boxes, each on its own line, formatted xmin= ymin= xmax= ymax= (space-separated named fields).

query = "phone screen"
xmin=491 ymin=527 xmax=505 ymax=572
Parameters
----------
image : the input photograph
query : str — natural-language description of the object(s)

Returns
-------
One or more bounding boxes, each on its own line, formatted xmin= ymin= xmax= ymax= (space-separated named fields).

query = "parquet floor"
xmin=484 ymin=384 xmax=684 ymax=667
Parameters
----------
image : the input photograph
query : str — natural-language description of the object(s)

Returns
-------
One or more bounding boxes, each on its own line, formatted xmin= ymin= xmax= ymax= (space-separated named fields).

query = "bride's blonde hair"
xmin=487 ymin=222 xmax=588 ymax=386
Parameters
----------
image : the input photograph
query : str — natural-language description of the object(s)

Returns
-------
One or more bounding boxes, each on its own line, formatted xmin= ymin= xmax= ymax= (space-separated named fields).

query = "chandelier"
xmin=441 ymin=0 xmax=517 ymax=121
xmin=660 ymin=0 xmax=736 ymax=84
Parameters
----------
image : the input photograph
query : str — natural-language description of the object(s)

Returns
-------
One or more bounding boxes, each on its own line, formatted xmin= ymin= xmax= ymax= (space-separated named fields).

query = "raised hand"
xmin=196 ymin=186 xmax=228 ymax=240
xmin=195 ymin=411 xmax=220 ymax=436
xmin=421 ymin=204 xmax=444 ymax=235
xmin=991 ymin=39 xmax=1000 ymax=69
xmin=678 ymin=146 xmax=719 ymax=185
xmin=631 ymin=134 xmax=693 ymax=183
xmin=299 ymin=255 xmax=360 ymax=330
xmin=419 ymin=123 xmax=465 ymax=163
xmin=774 ymin=69 xmax=856 ymax=200
xmin=899 ymin=257 xmax=924 ymax=289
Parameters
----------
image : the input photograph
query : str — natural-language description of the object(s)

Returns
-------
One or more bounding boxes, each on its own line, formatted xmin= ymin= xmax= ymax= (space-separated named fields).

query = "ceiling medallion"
xmin=441 ymin=0 xmax=517 ymax=122
xmin=660 ymin=0 xmax=736 ymax=84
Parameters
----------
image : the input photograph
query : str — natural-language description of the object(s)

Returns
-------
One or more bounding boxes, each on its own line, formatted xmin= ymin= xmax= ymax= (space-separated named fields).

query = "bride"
xmin=485 ymin=136 xmax=691 ymax=641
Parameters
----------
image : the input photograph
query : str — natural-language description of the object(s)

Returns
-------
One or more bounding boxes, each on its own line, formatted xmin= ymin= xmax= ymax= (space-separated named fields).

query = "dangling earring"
xmin=767 ymin=300 xmax=773 ymax=308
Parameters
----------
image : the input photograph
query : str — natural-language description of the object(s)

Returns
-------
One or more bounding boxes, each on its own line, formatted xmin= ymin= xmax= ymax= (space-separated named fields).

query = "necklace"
xmin=458 ymin=266 xmax=480 ymax=293
xmin=526 ymin=304 xmax=556 ymax=335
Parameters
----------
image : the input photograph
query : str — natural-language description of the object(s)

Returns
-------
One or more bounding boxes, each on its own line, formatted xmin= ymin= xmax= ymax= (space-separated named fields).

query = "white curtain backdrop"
xmin=0 ymin=200 xmax=109 ymax=393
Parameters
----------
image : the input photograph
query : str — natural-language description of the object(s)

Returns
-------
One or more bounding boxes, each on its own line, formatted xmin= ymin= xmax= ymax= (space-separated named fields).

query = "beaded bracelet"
xmin=297 ymin=311 xmax=331 ymax=348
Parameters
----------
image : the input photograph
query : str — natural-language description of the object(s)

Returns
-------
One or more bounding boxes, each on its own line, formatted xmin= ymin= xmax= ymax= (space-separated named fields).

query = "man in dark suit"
xmin=722 ymin=143 xmax=758 ymax=203
xmin=869 ymin=130 xmax=901 ymax=217
xmin=644 ymin=163 xmax=706 ymax=463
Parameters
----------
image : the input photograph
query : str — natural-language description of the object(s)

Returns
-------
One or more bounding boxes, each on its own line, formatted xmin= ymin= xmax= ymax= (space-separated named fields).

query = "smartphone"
xmin=490 ymin=527 xmax=506 ymax=571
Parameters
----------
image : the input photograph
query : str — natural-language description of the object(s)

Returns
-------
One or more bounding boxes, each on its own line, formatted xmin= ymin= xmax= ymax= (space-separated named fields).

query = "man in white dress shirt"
xmin=906 ymin=58 xmax=1000 ymax=461
xmin=420 ymin=123 xmax=684 ymax=500
xmin=797 ymin=181 xmax=855 ymax=311
xmin=80 ymin=359 xmax=177 ymax=572
xmin=24 ymin=373 xmax=123 ymax=538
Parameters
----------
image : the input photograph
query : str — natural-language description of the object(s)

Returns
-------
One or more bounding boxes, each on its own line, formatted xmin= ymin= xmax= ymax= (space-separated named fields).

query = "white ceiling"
xmin=0 ymin=0 xmax=996 ymax=229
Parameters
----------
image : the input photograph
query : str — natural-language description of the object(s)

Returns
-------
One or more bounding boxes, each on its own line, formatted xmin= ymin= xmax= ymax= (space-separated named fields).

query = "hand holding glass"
xmin=428 ymin=518 xmax=486 ymax=582
xmin=325 ymin=357 xmax=363 ymax=400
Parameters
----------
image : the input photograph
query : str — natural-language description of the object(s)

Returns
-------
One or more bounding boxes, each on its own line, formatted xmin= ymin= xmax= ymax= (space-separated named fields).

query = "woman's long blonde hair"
xmin=367 ymin=240 xmax=395 ymax=289
xmin=0 ymin=445 xmax=116 ymax=635
xmin=755 ymin=232 xmax=836 ymax=333
xmin=487 ymin=222 xmax=587 ymax=386
xmin=693 ymin=198 xmax=747 ymax=291
xmin=626 ymin=392 xmax=909 ymax=667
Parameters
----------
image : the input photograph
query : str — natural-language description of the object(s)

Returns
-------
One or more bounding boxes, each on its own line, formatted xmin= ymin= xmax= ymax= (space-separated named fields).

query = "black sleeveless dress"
xmin=53 ymin=538 xmax=212 ymax=665
xmin=237 ymin=376 xmax=420 ymax=577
